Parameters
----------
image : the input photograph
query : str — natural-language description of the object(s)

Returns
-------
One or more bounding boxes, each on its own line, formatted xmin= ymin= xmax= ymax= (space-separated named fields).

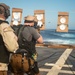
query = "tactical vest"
xmin=0 ymin=20 xmax=10 ymax=63
xmin=11 ymin=25 xmax=36 ymax=56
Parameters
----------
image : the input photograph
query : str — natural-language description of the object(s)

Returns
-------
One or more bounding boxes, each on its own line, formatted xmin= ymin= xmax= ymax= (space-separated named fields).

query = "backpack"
xmin=11 ymin=25 xmax=36 ymax=56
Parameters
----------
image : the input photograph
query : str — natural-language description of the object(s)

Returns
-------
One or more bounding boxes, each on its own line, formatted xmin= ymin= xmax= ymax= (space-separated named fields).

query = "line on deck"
xmin=39 ymin=68 xmax=75 ymax=74
xmin=46 ymin=48 xmax=73 ymax=75
xmin=45 ymin=63 xmax=73 ymax=68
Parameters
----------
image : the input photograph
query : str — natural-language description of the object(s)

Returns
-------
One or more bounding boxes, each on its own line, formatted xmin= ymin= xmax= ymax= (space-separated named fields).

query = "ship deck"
xmin=36 ymin=44 xmax=75 ymax=75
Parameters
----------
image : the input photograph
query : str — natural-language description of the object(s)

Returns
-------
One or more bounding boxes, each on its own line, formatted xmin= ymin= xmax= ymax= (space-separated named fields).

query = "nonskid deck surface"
xmin=36 ymin=47 xmax=75 ymax=75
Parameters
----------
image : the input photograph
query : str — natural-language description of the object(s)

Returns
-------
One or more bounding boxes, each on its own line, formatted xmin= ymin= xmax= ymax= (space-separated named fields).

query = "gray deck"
xmin=36 ymin=47 xmax=75 ymax=75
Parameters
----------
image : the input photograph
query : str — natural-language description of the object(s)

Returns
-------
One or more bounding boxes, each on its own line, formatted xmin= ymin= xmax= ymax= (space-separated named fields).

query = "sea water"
xmin=40 ymin=29 xmax=75 ymax=45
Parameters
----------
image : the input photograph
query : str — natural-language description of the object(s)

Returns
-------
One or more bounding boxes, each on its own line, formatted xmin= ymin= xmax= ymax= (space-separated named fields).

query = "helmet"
xmin=0 ymin=3 xmax=10 ymax=19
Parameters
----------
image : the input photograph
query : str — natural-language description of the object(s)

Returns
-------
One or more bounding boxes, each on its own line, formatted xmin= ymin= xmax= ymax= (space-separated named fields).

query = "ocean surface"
xmin=40 ymin=29 xmax=75 ymax=46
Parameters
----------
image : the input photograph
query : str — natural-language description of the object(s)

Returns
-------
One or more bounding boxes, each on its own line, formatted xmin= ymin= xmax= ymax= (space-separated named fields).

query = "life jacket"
xmin=0 ymin=20 xmax=10 ymax=63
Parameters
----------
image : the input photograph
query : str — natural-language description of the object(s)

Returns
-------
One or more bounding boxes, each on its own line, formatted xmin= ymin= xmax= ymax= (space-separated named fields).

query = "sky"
xmin=0 ymin=0 xmax=75 ymax=29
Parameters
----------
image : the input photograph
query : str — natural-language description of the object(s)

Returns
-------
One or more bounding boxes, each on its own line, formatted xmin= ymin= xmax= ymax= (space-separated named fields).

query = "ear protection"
xmin=0 ymin=5 xmax=10 ymax=19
